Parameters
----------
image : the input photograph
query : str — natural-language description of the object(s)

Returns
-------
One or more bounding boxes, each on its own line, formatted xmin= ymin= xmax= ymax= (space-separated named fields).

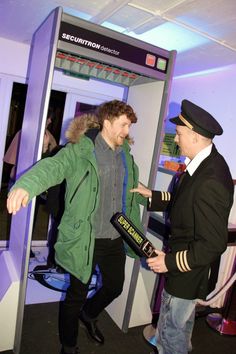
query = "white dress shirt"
xmin=185 ymin=144 xmax=213 ymax=176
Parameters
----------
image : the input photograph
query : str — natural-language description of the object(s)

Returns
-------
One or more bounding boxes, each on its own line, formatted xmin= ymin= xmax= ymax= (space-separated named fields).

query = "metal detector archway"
xmin=0 ymin=7 xmax=176 ymax=353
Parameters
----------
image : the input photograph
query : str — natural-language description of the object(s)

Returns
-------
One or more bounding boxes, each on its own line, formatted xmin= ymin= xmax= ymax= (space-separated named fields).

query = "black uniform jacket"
xmin=149 ymin=145 xmax=234 ymax=299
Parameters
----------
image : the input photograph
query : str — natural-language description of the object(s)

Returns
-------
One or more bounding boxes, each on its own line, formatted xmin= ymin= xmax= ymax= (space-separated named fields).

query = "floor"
xmin=1 ymin=301 xmax=236 ymax=354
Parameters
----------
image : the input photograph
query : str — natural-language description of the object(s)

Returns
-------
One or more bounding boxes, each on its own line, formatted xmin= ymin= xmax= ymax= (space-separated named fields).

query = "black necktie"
xmin=177 ymin=171 xmax=187 ymax=188
xmin=173 ymin=171 xmax=187 ymax=194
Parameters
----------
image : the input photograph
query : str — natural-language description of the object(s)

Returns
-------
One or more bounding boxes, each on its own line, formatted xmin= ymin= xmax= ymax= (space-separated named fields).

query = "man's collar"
xmin=185 ymin=143 xmax=213 ymax=176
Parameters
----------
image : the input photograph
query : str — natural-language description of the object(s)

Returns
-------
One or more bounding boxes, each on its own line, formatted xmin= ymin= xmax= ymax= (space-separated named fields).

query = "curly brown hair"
xmin=96 ymin=100 xmax=137 ymax=127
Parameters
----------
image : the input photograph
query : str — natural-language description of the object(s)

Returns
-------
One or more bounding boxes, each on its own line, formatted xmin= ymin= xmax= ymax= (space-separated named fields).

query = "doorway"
xmin=0 ymin=84 xmax=66 ymax=245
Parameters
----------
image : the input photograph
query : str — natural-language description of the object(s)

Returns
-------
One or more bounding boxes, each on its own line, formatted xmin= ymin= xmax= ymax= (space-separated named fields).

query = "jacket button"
xmin=93 ymin=187 xmax=96 ymax=192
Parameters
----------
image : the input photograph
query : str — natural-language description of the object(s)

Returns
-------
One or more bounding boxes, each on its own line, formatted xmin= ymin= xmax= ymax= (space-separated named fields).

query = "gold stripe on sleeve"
xmin=176 ymin=252 xmax=183 ymax=272
xmin=161 ymin=191 xmax=171 ymax=201
xmin=176 ymin=251 xmax=191 ymax=272
xmin=179 ymin=251 xmax=187 ymax=272
xmin=183 ymin=250 xmax=191 ymax=271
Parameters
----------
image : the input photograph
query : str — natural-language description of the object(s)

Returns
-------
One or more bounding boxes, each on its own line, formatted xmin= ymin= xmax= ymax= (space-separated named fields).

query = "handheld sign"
xmin=110 ymin=212 xmax=156 ymax=258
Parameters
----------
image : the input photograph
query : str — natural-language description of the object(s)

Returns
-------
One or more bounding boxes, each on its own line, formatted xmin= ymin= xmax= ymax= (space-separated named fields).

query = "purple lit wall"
xmin=167 ymin=64 xmax=236 ymax=223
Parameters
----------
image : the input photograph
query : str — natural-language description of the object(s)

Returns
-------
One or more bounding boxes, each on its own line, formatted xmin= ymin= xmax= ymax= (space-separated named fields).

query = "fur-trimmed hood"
xmin=65 ymin=113 xmax=100 ymax=144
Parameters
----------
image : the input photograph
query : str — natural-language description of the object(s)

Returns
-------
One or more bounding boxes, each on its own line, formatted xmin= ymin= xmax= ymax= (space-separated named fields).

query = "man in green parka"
xmin=7 ymin=100 xmax=144 ymax=354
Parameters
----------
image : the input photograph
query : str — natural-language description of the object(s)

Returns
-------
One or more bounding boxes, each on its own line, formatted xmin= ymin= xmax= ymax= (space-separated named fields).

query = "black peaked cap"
xmin=170 ymin=99 xmax=223 ymax=138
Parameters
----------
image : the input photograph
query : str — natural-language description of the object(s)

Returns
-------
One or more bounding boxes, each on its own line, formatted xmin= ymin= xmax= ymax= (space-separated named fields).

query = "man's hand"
xmin=7 ymin=188 xmax=29 ymax=215
xmin=147 ymin=250 xmax=168 ymax=273
xmin=130 ymin=182 xmax=152 ymax=198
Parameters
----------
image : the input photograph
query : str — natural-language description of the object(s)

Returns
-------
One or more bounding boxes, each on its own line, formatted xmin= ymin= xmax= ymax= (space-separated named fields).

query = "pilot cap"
xmin=170 ymin=99 xmax=223 ymax=138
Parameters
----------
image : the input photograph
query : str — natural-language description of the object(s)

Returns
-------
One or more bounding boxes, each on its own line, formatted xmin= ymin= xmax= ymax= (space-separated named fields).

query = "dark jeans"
xmin=59 ymin=237 xmax=126 ymax=347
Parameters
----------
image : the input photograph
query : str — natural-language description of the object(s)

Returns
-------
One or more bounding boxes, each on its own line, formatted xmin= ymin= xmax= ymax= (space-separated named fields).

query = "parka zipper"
xmin=69 ymin=171 xmax=89 ymax=203
xmin=86 ymin=159 xmax=99 ymax=265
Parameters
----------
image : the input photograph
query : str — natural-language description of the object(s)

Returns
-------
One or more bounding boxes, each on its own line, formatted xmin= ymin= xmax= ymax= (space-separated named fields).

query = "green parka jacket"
xmin=12 ymin=129 xmax=145 ymax=283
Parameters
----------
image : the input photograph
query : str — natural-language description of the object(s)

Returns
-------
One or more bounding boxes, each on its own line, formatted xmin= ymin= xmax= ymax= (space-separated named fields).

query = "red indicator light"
xmin=145 ymin=54 xmax=156 ymax=67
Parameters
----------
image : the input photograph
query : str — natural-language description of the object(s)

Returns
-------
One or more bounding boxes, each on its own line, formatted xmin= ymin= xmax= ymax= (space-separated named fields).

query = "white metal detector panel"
xmin=127 ymin=81 xmax=165 ymax=184
xmin=106 ymin=81 xmax=166 ymax=328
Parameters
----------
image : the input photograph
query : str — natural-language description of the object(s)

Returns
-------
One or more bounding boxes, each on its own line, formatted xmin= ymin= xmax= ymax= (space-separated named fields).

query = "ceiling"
xmin=0 ymin=0 xmax=236 ymax=76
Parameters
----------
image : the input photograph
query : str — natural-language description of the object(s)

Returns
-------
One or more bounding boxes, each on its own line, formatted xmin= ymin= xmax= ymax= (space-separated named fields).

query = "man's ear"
xmin=103 ymin=118 xmax=111 ymax=129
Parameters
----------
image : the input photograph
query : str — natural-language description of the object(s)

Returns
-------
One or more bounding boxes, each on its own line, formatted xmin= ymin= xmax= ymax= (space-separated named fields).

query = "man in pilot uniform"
xmin=131 ymin=99 xmax=234 ymax=354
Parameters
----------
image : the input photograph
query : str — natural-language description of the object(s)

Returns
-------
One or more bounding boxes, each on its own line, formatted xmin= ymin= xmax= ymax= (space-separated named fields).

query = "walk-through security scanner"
xmin=0 ymin=7 xmax=176 ymax=352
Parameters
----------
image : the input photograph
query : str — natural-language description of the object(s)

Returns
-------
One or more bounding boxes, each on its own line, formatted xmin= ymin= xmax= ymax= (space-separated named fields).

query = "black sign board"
xmin=59 ymin=21 xmax=169 ymax=74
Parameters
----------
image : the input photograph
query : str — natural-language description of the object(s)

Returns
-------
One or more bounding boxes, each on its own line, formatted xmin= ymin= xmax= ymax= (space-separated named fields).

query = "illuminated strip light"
xmin=55 ymin=51 xmax=141 ymax=86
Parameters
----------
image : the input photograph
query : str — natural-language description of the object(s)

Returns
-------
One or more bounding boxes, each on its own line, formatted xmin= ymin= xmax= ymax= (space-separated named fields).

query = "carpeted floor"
xmin=2 ymin=302 xmax=236 ymax=354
